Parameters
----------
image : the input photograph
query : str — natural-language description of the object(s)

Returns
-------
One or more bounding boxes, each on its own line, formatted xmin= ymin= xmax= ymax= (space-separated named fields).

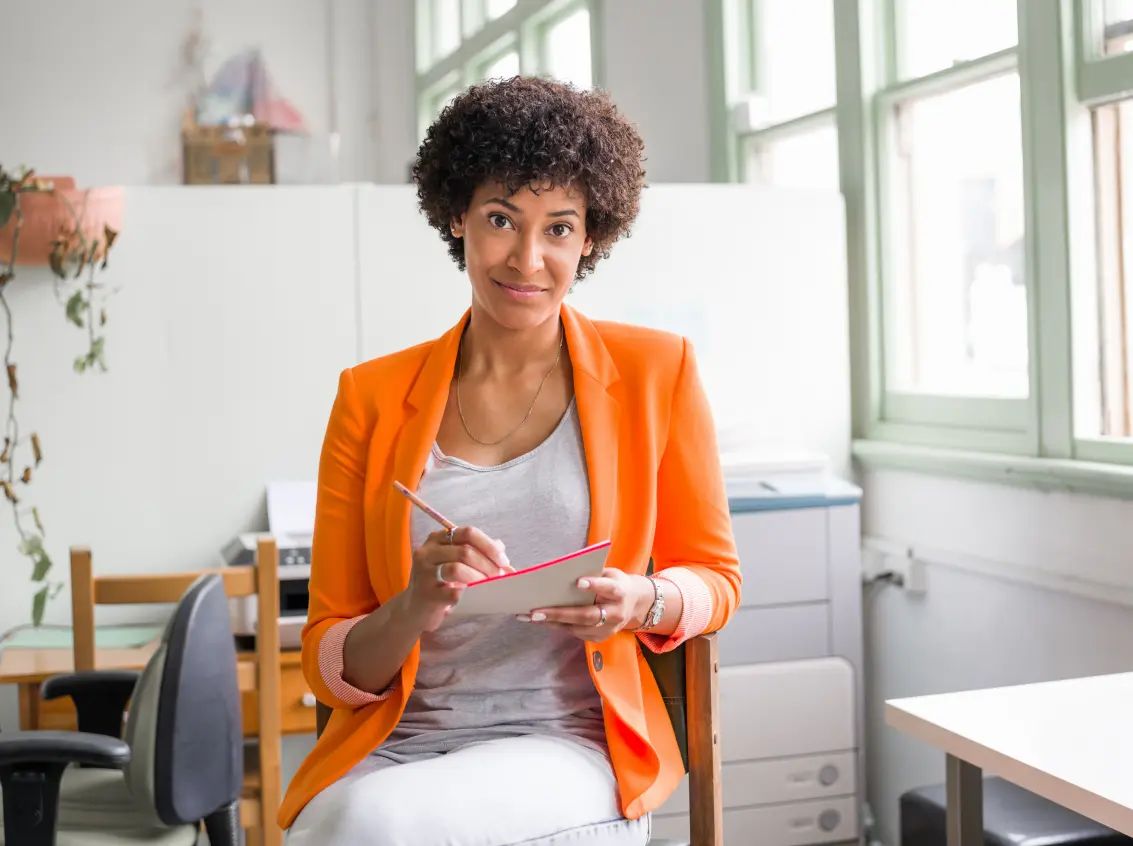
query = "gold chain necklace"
xmin=455 ymin=324 xmax=564 ymax=446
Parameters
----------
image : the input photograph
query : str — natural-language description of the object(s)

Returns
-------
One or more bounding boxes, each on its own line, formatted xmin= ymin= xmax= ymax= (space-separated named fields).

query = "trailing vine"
xmin=0 ymin=165 xmax=119 ymax=625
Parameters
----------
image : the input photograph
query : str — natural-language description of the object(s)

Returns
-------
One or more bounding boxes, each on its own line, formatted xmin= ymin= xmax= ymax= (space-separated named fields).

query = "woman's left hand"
xmin=520 ymin=568 xmax=651 ymax=643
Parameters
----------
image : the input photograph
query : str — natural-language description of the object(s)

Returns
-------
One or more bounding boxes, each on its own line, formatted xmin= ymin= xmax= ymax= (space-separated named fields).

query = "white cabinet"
xmin=651 ymin=478 xmax=865 ymax=846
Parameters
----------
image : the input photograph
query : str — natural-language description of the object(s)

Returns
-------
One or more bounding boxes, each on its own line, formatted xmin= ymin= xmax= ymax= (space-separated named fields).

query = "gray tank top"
xmin=376 ymin=399 xmax=608 ymax=759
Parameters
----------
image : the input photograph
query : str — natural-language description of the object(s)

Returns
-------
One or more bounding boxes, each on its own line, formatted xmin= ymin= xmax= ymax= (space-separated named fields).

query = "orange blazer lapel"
xmin=381 ymin=310 xmax=468 ymax=599
xmin=561 ymin=305 xmax=621 ymax=549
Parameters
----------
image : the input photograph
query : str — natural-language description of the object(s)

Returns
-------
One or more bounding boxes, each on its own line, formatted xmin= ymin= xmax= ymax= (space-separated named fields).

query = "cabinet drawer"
xmin=652 ymin=794 xmax=858 ymax=846
xmin=719 ymin=658 xmax=855 ymax=762
xmin=718 ymin=604 xmax=830 ymax=667
xmin=656 ymin=751 xmax=857 ymax=816
xmin=242 ymin=662 xmax=318 ymax=735
xmin=732 ymin=509 xmax=828 ymax=606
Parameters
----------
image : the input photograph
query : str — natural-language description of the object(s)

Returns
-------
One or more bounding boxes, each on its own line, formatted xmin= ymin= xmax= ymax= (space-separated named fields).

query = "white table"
xmin=886 ymin=672 xmax=1133 ymax=846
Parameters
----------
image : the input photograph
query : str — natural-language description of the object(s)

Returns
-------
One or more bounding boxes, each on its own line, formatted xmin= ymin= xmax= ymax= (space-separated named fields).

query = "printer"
xmin=222 ymin=481 xmax=314 ymax=650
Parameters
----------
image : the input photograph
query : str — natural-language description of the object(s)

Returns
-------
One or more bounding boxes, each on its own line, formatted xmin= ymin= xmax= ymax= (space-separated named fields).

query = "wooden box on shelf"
xmin=182 ymin=114 xmax=275 ymax=185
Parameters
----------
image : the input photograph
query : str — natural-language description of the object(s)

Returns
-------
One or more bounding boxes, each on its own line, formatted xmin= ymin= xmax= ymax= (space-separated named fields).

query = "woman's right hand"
xmin=402 ymin=526 xmax=512 ymax=631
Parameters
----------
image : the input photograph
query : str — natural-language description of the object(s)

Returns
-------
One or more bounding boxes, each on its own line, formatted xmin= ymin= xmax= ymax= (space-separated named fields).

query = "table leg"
xmin=946 ymin=754 xmax=983 ymax=846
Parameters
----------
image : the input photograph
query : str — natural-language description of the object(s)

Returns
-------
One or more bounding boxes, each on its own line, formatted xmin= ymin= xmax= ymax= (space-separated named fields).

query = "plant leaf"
xmin=32 ymin=506 xmax=44 ymax=535
xmin=64 ymin=290 xmax=86 ymax=328
xmin=32 ymin=585 xmax=47 ymax=626
xmin=0 ymin=191 xmax=13 ymax=229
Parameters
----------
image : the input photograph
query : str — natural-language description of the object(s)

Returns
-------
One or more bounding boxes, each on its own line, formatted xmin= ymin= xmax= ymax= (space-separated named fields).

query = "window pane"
xmin=482 ymin=50 xmax=519 ymax=81
xmin=1086 ymin=99 xmax=1133 ymax=437
xmin=1102 ymin=0 xmax=1133 ymax=55
xmin=755 ymin=0 xmax=836 ymax=124
xmin=432 ymin=0 xmax=461 ymax=60
xmin=543 ymin=8 xmax=592 ymax=89
xmin=886 ymin=73 xmax=1029 ymax=398
xmin=897 ymin=0 xmax=1017 ymax=79
xmin=745 ymin=124 xmax=840 ymax=192
xmin=486 ymin=0 xmax=517 ymax=20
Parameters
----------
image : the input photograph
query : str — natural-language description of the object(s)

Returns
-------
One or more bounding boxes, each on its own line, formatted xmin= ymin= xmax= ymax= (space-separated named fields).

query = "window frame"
xmin=708 ymin=0 xmax=1133 ymax=496
xmin=415 ymin=0 xmax=600 ymax=138
xmin=845 ymin=0 xmax=1133 ymax=490
xmin=1069 ymin=0 xmax=1133 ymax=467
xmin=710 ymin=0 xmax=840 ymax=186
xmin=870 ymin=44 xmax=1036 ymax=454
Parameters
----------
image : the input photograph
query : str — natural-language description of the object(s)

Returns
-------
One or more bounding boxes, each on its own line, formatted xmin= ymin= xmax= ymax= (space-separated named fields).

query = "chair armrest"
xmin=0 ymin=730 xmax=130 ymax=769
xmin=0 ymin=731 xmax=130 ymax=845
xmin=41 ymin=670 xmax=139 ymax=739
xmin=686 ymin=633 xmax=722 ymax=846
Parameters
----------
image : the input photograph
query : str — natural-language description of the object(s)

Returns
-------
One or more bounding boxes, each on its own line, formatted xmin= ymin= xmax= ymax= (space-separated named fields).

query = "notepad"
xmin=448 ymin=540 xmax=611 ymax=618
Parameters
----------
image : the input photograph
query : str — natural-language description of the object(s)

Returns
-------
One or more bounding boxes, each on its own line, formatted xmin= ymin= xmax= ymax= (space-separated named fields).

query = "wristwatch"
xmin=637 ymin=576 xmax=665 ymax=631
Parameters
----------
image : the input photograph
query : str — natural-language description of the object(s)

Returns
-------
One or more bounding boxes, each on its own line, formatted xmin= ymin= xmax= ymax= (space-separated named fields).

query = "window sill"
xmin=852 ymin=438 xmax=1133 ymax=501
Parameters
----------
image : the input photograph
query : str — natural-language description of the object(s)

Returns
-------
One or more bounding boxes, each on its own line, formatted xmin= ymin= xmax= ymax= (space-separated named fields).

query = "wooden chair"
xmin=313 ymin=633 xmax=723 ymax=846
xmin=66 ymin=539 xmax=283 ymax=846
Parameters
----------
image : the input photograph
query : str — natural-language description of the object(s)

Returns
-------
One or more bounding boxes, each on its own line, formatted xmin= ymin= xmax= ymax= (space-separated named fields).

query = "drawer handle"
xmin=300 ymin=692 xmax=316 ymax=708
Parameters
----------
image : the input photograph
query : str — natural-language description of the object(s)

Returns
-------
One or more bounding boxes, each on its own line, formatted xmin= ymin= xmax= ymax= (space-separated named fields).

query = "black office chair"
xmin=0 ymin=573 xmax=245 ymax=846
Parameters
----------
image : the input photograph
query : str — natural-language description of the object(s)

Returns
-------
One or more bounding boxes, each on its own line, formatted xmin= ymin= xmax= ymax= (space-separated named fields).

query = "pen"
xmin=393 ymin=480 xmax=458 ymax=532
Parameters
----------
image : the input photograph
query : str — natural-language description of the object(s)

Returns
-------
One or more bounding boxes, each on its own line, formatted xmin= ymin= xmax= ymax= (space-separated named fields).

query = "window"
xmin=721 ymin=0 xmax=840 ymax=191
xmin=415 ymin=0 xmax=596 ymax=138
xmin=884 ymin=72 xmax=1028 ymax=399
xmin=541 ymin=7 xmax=592 ymax=91
xmin=1073 ymin=1 xmax=1133 ymax=460
xmin=866 ymin=0 xmax=1031 ymax=445
xmin=893 ymin=0 xmax=1018 ymax=79
xmin=710 ymin=0 xmax=1133 ymax=485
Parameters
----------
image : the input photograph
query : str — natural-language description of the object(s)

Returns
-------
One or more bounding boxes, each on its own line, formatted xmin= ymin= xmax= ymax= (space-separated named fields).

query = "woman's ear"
xmin=582 ymin=237 xmax=594 ymax=257
xmin=451 ymin=215 xmax=466 ymax=238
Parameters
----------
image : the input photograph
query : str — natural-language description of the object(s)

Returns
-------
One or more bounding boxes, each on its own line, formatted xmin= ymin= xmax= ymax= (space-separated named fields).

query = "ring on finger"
xmin=445 ymin=526 xmax=456 ymax=545
xmin=597 ymin=606 xmax=607 ymax=627
xmin=434 ymin=562 xmax=445 ymax=584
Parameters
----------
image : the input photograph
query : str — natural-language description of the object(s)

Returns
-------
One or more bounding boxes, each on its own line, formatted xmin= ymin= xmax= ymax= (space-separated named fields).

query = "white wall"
xmin=860 ymin=469 xmax=1133 ymax=844
xmin=0 ymin=0 xmax=377 ymax=185
xmin=597 ymin=0 xmax=712 ymax=183
xmin=0 ymin=0 xmax=712 ymax=187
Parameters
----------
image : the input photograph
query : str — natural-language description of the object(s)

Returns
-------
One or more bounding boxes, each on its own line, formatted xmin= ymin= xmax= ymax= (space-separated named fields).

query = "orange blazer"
xmin=278 ymin=304 xmax=742 ymax=828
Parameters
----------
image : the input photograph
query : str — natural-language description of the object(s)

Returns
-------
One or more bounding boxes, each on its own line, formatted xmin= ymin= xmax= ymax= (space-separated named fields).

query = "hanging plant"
xmin=0 ymin=166 xmax=124 ymax=625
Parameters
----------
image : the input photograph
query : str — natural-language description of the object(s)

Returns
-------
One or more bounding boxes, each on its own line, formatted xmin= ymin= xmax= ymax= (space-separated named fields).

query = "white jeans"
xmin=285 ymin=735 xmax=651 ymax=846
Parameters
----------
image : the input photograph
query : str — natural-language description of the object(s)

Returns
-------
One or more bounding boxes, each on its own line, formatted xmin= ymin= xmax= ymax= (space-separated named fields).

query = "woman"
xmin=280 ymin=76 xmax=741 ymax=845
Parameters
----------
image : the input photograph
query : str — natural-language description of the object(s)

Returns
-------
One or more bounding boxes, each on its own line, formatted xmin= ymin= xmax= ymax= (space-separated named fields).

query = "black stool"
xmin=901 ymin=777 xmax=1132 ymax=846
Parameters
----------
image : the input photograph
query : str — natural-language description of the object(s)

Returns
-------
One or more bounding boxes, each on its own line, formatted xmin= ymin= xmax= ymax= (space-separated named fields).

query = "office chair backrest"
xmin=123 ymin=573 xmax=243 ymax=826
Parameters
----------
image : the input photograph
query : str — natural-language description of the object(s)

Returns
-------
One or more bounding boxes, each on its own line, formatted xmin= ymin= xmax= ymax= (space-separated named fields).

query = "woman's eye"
xmin=549 ymin=223 xmax=572 ymax=238
xmin=488 ymin=213 xmax=512 ymax=229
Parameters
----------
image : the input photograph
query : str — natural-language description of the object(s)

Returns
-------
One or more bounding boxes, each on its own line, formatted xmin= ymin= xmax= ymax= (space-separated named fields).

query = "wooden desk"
xmin=886 ymin=672 xmax=1133 ymax=846
xmin=0 ymin=640 xmax=317 ymax=737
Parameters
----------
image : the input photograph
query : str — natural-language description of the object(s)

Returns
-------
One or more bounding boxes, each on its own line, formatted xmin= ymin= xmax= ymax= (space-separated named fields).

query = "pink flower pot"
xmin=0 ymin=177 xmax=124 ymax=267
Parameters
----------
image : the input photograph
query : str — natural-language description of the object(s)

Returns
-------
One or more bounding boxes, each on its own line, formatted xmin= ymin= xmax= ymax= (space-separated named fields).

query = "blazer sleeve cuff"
xmin=636 ymin=567 xmax=714 ymax=654
xmin=318 ymin=616 xmax=399 ymax=706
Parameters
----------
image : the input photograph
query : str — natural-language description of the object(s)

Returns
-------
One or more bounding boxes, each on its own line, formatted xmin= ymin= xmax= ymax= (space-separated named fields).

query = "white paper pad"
xmin=448 ymin=541 xmax=611 ymax=618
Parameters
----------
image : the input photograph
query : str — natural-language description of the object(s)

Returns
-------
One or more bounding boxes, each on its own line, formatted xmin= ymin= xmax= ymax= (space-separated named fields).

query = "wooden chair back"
xmin=312 ymin=632 xmax=722 ymax=846
xmin=69 ymin=539 xmax=283 ymax=846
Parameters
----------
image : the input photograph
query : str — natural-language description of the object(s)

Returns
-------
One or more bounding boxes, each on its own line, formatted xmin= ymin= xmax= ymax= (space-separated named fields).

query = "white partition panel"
xmin=0 ymin=186 xmax=359 ymax=627
xmin=355 ymin=183 xmax=850 ymax=476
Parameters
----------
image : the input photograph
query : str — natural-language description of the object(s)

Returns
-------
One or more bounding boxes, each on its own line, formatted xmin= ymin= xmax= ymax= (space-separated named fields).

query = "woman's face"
xmin=453 ymin=181 xmax=593 ymax=332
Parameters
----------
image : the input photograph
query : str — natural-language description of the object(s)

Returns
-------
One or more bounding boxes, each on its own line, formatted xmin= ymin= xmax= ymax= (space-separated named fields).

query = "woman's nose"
xmin=509 ymin=234 xmax=545 ymax=276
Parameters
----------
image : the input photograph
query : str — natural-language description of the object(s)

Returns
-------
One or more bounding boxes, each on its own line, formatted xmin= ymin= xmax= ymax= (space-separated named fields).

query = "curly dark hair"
xmin=412 ymin=76 xmax=647 ymax=279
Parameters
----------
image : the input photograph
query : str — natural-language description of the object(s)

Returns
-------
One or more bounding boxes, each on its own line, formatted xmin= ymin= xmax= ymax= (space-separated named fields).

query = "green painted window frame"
xmin=707 ymin=0 xmax=839 ymax=186
xmin=707 ymin=0 xmax=1133 ymax=497
xmin=414 ymin=0 xmax=601 ymax=140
